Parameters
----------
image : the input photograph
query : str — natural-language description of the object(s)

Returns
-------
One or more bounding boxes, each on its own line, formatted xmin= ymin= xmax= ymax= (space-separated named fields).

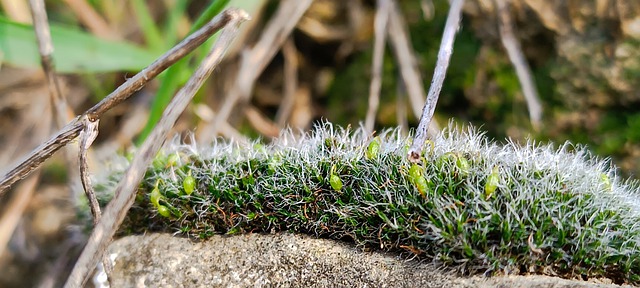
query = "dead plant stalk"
xmin=63 ymin=9 xmax=249 ymax=287
xmin=408 ymin=0 xmax=465 ymax=162
xmin=0 ymin=10 xmax=238 ymax=195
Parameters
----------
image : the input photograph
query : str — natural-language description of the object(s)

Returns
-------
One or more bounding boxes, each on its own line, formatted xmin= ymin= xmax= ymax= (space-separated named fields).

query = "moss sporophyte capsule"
xmin=485 ymin=166 xmax=500 ymax=199
xmin=150 ymin=187 xmax=162 ymax=207
xmin=366 ymin=137 xmax=380 ymax=160
xmin=329 ymin=164 xmax=343 ymax=191
xmin=183 ymin=171 xmax=195 ymax=195
xmin=150 ymin=180 xmax=162 ymax=207
xmin=409 ymin=163 xmax=429 ymax=197
xmin=157 ymin=205 xmax=171 ymax=217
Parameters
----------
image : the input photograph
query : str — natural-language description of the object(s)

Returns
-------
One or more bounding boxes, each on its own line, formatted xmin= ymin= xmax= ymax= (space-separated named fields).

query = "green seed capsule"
xmin=166 ymin=153 xmax=180 ymax=167
xmin=157 ymin=205 xmax=171 ymax=217
xmin=415 ymin=176 xmax=429 ymax=198
xmin=366 ymin=137 xmax=381 ymax=160
xmin=456 ymin=156 xmax=470 ymax=176
xmin=600 ymin=173 xmax=612 ymax=191
xmin=409 ymin=164 xmax=422 ymax=181
xmin=330 ymin=174 xmax=343 ymax=191
xmin=183 ymin=172 xmax=195 ymax=195
xmin=485 ymin=166 xmax=500 ymax=199
xmin=150 ymin=187 xmax=162 ymax=207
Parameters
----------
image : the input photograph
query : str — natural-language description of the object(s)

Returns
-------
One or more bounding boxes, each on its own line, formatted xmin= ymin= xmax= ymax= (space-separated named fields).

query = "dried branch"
xmin=365 ymin=0 xmax=391 ymax=133
xmin=408 ymin=0 xmax=465 ymax=162
xmin=193 ymin=104 xmax=250 ymax=143
xmin=386 ymin=1 xmax=427 ymax=121
xmin=0 ymin=91 xmax=52 ymax=268
xmin=0 ymin=12 xmax=236 ymax=195
xmin=62 ymin=0 xmax=119 ymax=40
xmin=201 ymin=0 xmax=312 ymax=140
xmin=63 ymin=9 xmax=249 ymax=287
xmin=78 ymin=116 xmax=101 ymax=225
xmin=244 ymin=105 xmax=280 ymax=137
xmin=275 ymin=38 xmax=299 ymax=127
xmin=0 ymin=0 xmax=31 ymax=22
xmin=28 ymin=0 xmax=83 ymax=206
xmin=396 ymin=74 xmax=409 ymax=136
xmin=28 ymin=0 xmax=71 ymax=128
xmin=496 ymin=0 xmax=543 ymax=130
xmin=0 ymin=173 xmax=39 ymax=258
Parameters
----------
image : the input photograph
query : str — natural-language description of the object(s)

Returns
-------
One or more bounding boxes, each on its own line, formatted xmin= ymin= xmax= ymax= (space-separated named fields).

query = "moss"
xmin=95 ymin=122 xmax=640 ymax=284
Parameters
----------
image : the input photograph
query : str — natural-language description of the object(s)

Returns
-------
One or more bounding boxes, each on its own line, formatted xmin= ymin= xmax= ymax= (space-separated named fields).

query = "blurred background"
xmin=0 ymin=0 xmax=639 ymax=286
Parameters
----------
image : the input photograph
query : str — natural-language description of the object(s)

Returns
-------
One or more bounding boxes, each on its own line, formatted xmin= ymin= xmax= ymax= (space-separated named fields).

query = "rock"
xmin=108 ymin=233 xmax=630 ymax=287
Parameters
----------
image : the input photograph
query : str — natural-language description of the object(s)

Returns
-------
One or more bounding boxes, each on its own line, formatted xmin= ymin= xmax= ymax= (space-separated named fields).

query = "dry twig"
xmin=0 ymin=86 xmax=52 ymax=267
xmin=496 ymin=0 xmax=542 ymax=130
xmin=78 ymin=116 xmax=101 ymax=226
xmin=396 ymin=74 xmax=409 ymax=135
xmin=244 ymin=105 xmax=280 ymax=137
xmin=386 ymin=1 xmax=427 ymax=122
xmin=193 ymin=104 xmax=250 ymax=143
xmin=365 ymin=0 xmax=391 ymax=133
xmin=408 ymin=0 xmax=465 ymax=162
xmin=200 ymin=0 xmax=312 ymax=140
xmin=0 ymin=13 xmax=237 ymax=194
xmin=63 ymin=9 xmax=249 ymax=287
xmin=62 ymin=0 xmax=119 ymax=40
xmin=28 ymin=0 xmax=72 ymax=128
xmin=0 ymin=0 xmax=31 ymax=22
xmin=0 ymin=174 xmax=39 ymax=258
xmin=28 ymin=0 xmax=83 ymax=205
xmin=275 ymin=38 xmax=299 ymax=127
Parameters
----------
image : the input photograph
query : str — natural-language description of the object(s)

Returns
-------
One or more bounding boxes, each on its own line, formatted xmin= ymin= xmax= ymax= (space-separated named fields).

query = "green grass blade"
xmin=0 ymin=16 xmax=157 ymax=73
xmin=162 ymin=0 xmax=190 ymax=47
xmin=131 ymin=0 xmax=165 ymax=52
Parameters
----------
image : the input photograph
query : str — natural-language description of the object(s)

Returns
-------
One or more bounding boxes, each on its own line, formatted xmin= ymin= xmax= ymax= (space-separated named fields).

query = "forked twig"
xmin=78 ymin=116 xmax=101 ymax=224
xmin=28 ymin=0 xmax=83 ymax=209
xmin=408 ymin=0 xmax=465 ymax=162
xmin=0 ymin=11 xmax=236 ymax=195
xmin=496 ymin=0 xmax=542 ymax=130
xmin=63 ymin=9 xmax=249 ymax=287
xmin=365 ymin=0 xmax=390 ymax=133
xmin=78 ymin=115 xmax=108 ymax=281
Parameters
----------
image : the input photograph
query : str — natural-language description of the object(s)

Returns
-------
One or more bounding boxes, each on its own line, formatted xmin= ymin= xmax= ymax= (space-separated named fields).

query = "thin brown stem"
xmin=275 ymin=38 xmax=299 ymax=127
xmin=387 ymin=1 xmax=426 ymax=121
xmin=62 ymin=0 xmax=119 ymax=40
xmin=28 ymin=0 xmax=82 ymax=207
xmin=408 ymin=0 xmax=465 ymax=162
xmin=78 ymin=116 xmax=101 ymax=225
xmin=78 ymin=115 xmax=113 ymax=281
xmin=63 ymin=9 xmax=249 ymax=287
xmin=28 ymin=0 xmax=71 ymax=128
xmin=0 ymin=11 xmax=236 ymax=195
xmin=365 ymin=0 xmax=390 ymax=133
xmin=496 ymin=0 xmax=542 ymax=130
xmin=202 ymin=0 xmax=312 ymax=140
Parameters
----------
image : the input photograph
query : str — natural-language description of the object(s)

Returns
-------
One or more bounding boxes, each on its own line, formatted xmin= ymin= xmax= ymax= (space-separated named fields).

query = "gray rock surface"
xmin=107 ymin=233 xmax=631 ymax=288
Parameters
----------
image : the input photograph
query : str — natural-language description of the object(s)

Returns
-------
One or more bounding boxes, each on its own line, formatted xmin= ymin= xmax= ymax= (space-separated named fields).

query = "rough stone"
xmin=108 ymin=233 xmax=632 ymax=288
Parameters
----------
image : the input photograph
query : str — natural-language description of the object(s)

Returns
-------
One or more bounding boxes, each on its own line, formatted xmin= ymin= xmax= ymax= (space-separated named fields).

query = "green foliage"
xmin=0 ymin=16 xmax=157 ymax=73
xmin=97 ymin=122 xmax=640 ymax=284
